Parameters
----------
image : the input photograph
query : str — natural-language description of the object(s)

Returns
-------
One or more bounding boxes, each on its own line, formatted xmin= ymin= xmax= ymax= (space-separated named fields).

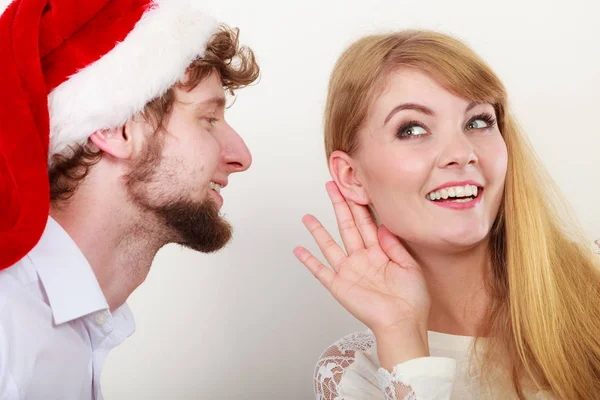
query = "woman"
xmin=294 ymin=30 xmax=600 ymax=399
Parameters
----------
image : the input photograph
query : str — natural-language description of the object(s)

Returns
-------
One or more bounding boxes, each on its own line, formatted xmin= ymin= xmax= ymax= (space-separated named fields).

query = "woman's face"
xmin=336 ymin=68 xmax=508 ymax=252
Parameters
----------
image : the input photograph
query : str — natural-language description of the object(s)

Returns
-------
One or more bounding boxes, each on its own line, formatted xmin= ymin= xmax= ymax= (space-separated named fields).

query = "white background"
xmin=90 ymin=0 xmax=600 ymax=399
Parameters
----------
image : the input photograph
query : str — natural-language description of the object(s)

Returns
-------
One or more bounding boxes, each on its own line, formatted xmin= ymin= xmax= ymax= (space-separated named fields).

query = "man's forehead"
xmin=177 ymin=70 xmax=226 ymax=105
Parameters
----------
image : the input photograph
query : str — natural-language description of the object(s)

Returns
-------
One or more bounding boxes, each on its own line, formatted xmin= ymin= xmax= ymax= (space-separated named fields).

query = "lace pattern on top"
xmin=314 ymin=332 xmax=416 ymax=400
xmin=378 ymin=367 xmax=418 ymax=400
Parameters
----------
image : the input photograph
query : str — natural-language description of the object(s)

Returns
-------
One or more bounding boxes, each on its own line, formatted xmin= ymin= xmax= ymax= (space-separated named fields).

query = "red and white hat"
xmin=0 ymin=0 xmax=219 ymax=270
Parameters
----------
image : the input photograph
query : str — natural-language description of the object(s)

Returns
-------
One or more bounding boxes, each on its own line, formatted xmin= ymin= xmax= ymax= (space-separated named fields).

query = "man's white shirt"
xmin=0 ymin=217 xmax=135 ymax=400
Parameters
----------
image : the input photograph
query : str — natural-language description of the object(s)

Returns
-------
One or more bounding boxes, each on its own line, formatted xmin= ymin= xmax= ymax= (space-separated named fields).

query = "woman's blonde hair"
xmin=324 ymin=30 xmax=600 ymax=399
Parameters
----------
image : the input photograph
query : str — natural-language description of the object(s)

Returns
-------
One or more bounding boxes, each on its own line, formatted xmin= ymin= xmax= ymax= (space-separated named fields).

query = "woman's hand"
xmin=294 ymin=182 xmax=431 ymax=368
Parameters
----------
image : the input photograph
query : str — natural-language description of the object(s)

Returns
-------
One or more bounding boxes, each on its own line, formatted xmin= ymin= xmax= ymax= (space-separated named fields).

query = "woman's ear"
xmin=329 ymin=150 xmax=370 ymax=205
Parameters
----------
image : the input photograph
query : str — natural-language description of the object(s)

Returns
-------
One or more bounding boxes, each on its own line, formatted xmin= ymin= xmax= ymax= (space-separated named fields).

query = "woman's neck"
xmin=407 ymin=239 xmax=492 ymax=337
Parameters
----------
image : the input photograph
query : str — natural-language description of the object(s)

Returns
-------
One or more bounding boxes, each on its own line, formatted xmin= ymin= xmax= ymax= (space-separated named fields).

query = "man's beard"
xmin=151 ymin=197 xmax=232 ymax=253
xmin=124 ymin=134 xmax=232 ymax=253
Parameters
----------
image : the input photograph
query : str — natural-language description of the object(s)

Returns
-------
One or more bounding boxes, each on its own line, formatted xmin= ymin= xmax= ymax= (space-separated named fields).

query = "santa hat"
xmin=0 ymin=0 xmax=219 ymax=270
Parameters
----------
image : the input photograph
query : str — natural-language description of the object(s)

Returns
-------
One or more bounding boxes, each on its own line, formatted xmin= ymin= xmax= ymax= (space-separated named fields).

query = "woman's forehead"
xmin=369 ymin=69 xmax=481 ymax=118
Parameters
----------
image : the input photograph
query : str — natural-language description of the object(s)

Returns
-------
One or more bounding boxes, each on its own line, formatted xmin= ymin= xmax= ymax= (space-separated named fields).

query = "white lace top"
xmin=314 ymin=330 xmax=551 ymax=400
xmin=313 ymin=241 xmax=600 ymax=400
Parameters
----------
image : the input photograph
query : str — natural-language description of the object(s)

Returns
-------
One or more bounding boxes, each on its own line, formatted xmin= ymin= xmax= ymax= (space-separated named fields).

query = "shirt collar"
xmin=29 ymin=216 xmax=109 ymax=325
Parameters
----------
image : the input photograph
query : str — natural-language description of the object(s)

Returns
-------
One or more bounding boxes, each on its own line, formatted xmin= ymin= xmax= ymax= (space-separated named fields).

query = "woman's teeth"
xmin=209 ymin=181 xmax=222 ymax=193
xmin=427 ymin=184 xmax=479 ymax=201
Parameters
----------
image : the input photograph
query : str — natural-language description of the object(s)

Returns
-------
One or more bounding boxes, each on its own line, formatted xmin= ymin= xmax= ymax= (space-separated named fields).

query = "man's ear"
xmin=89 ymin=119 xmax=147 ymax=160
xmin=89 ymin=125 xmax=133 ymax=160
xmin=329 ymin=150 xmax=370 ymax=205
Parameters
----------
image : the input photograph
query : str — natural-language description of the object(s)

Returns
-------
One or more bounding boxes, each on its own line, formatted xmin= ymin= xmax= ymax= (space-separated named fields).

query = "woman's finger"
xmin=347 ymin=200 xmax=379 ymax=248
xmin=302 ymin=214 xmax=347 ymax=272
xmin=293 ymin=246 xmax=335 ymax=290
xmin=378 ymin=225 xmax=418 ymax=268
xmin=325 ymin=181 xmax=365 ymax=254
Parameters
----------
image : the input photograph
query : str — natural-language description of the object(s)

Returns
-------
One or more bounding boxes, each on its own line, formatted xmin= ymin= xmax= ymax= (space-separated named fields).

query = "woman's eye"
xmin=398 ymin=124 xmax=427 ymax=138
xmin=467 ymin=119 xmax=489 ymax=130
xmin=466 ymin=112 xmax=498 ymax=131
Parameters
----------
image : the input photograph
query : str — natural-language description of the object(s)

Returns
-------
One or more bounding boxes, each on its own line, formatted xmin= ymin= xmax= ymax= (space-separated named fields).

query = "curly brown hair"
xmin=49 ymin=24 xmax=260 ymax=203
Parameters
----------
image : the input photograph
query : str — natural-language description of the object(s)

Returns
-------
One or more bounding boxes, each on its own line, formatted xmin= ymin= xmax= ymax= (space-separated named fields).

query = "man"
xmin=0 ymin=0 xmax=259 ymax=398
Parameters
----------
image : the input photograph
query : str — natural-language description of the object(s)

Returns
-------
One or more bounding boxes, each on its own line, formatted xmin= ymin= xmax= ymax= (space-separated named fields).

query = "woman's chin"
xmin=410 ymin=229 xmax=490 ymax=253
xmin=443 ymin=235 xmax=488 ymax=250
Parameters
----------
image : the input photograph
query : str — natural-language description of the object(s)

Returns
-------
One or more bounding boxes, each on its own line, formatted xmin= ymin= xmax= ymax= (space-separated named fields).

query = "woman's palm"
xmin=295 ymin=182 xmax=430 ymax=334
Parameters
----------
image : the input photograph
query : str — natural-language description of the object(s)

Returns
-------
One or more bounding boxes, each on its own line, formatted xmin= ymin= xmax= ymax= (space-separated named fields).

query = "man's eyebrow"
xmin=194 ymin=96 xmax=226 ymax=109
